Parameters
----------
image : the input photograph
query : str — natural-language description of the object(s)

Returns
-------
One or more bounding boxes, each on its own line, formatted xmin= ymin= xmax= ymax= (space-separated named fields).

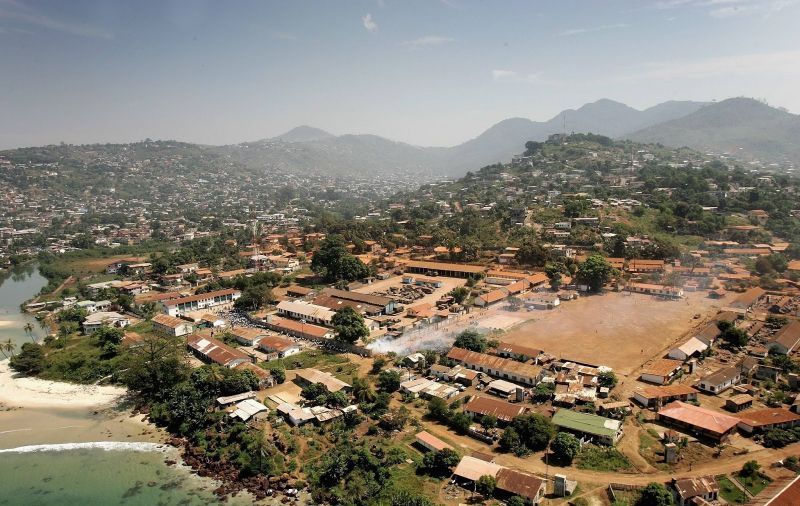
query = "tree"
xmin=449 ymin=286 xmax=470 ymax=304
xmin=234 ymin=285 xmax=274 ymax=311
xmin=311 ymin=235 xmax=369 ymax=283
xmin=545 ymin=262 xmax=566 ymax=290
xmin=516 ymin=239 xmax=550 ymax=267
xmin=637 ymin=482 xmax=674 ymax=506
xmin=453 ymin=329 xmax=488 ymax=352
xmin=427 ymin=397 xmax=450 ymax=421
xmin=507 ymin=496 xmax=527 ymax=506
xmin=475 ymin=474 xmax=496 ymax=496
xmin=480 ymin=414 xmax=497 ymax=433
xmin=377 ymin=370 xmax=401 ymax=392
xmin=741 ymin=460 xmax=761 ymax=477
xmin=1 ymin=338 xmax=16 ymax=359
xmin=564 ymin=198 xmax=590 ymax=218
xmin=598 ymin=370 xmax=618 ymax=389
xmin=268 ymin=364 xmax=286 ymax=384
xmin=499 ymin=427 xmax=526 ymax=456
xmin=23 ymin=322 xmax=35 ymax=342
xmin=332 ymin=306 xmax=369 ymax=343
xmin=576 ymin=254 xmax=614 ymax=292
xmin=9 ymin=343 xmax=45 ymax=375
xmin=532 ymin=382 xmax=555 ymax=403
xmin=120 ymin=334 xmax=189 ymax=401
xmin=502 ymin=414 xmax=555 ymax=455
xmin=93 ymin=325 xmax=124 ymax=357
xmin=717 ymin=320 xmax=749 ymax=348
xmin=449 ymin=412 xmax=472 ymax=434
xmin=551 ymin=432 xmax=581 ymax=464
xmin=422 ymin=448 xmax=460 ymax=476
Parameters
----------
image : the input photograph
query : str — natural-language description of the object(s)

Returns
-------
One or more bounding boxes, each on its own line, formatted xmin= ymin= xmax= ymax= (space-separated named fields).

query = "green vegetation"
xmin=637 ymin=482 xmax=674 ymax=506
xmin=498 ymin=414 xmax=555 ymax=456
xmin=734 ymin=461 xmax=771 ymax=496
xmin=576 ymin=254 xmax=615 ymax=292
xmin=576 ymin=445 xmax=632 ymax=472
xmin=550 ymin=432 xmax=581 ymax=464
xmin=452 ymin=329 xmax=489 ymax=352
xmin=332 ymin=306 xmax=369 ymax=343
xmin=717 ymin=475 xmax=747 ymax=504
xmin=311 ymin=234 xmax=370 ymax=283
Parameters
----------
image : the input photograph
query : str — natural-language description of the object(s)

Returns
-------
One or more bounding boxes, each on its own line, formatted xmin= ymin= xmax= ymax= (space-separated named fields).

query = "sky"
xmin=1 ymin=0 xmax=800 ymax=149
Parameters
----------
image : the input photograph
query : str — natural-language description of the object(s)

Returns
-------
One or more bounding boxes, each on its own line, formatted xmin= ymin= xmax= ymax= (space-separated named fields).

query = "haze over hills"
xmin=627 ymin=97 xmax=800 ymax=166
xmin=221 ymin=98 xmax=710 ymax=177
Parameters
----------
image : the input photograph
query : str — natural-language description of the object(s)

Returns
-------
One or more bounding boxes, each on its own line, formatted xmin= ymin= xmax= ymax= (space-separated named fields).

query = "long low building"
xmin=293 ymin=368 xmax=351 ymax=393
xmin=737 ymin=408 xmax=800 ymax=434
xmin=186 ymin=334 xmax=249 ymax=368
xmin=463 ymin=395 xmax=531 ymax=424
xmin=316 ymin=288 xmax=397 ymax=315
xmin=551 ymin=409 xmax=623 ymax=445
xmin=151 ymin=313 xmax=195 ymax=337
xmin=447 ymin=347 xmax=541 ymax=386
xmin=657 ymin=401 xmax=739 ymax=441
xmin=263 ymin=315 xmax=334 ymax=340
xmin=276 ymin=300 xmax=336 ymax=326
xmin=452 ymin=456 xmax=547 ymax=504
xmin=160 ymin=289 xmax=241 ymax=316
xmin=405 ymin=260 xmax=486 ymax=278
xmin=633 ymin=384 xmax=699 ymax=409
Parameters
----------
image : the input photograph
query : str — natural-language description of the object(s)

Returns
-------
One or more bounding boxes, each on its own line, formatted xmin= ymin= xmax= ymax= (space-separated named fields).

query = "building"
xmin=625 ymin=282 xmax=683 ymax=299
xmin=160 ymin=289 xmax=241 ymax=316
xmin=405 ymin=260 xmax=486 ymax=279
xmin=729 ymin=287 xmax=766 ymax=312
xmin=495 ymin=468 xmax=547 ymax=505
xmin=725 ymin=394 xmax=754 ymax=412
xmin=657 ymin=401 xmax=739 ymax=441
xmin=769 ymin=320 xmax=800 ymax=355
xmin=230 ymin=399 xmax=269 ymax=422
xmin=263 ymin=315 xmax=334 ymax=340
xmin=633 ymin=384 xmax=699 ymax=409
xmin=276 ymin=300 xmax=336 ymax=326
xmin=474 ymin=288 xmax=509 ymax=307
xmin=317 ymin=288 xmax=397 ymax=315
xmin=551 ymin=409 xmax=623 ymax=445
xmin=257 ymin=334 xmax=301 ymax=358
xmin=414 ymin=431 xmax=453 ymax=452
xmin=453 ymin=455 xmax=503 ymax=482
xmin=495 ymin=343 xmax=543 ymax=363
xmin=736 ymin=408 xmax=800 ymax=434
xmin=447 ymin=347 xmax=542 ymax=386
xmin=627 ymin=259 xmax=664 ymax=272
xmin=698 ymin=366 xmax=741 ymax=395
xmin=400 ymin=378 xmax=459 ymax=400
xmin=293 ymin=368 xmax=351 ymax=393
xmin=463 ymin=396 xmax=531 ymax=424
xmin=672 ymin=476 xmax=720 ymax=506
xmin=82 ymin=311 xmax=130 ymax=334
xmin=186 ymin=334 xmax=249 ymax=368
xmin=639 ymin=359 xmax=684 ymax=385
xmin=151 ymin=314 xmax=195 ymax=337
xmin=228 ymin=326 xmax=269 ymax=346
xmin=668 ymin=337 xmax=708 ymax=361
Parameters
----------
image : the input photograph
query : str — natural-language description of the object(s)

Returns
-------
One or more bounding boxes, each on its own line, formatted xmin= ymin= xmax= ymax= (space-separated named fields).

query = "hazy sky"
xmin=2 ymin=0 xmax=800 ymax=149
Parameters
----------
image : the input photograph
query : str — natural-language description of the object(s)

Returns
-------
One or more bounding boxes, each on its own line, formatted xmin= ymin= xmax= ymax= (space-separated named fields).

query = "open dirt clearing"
xmin=498 ymin=291 xmax=725 ymax=375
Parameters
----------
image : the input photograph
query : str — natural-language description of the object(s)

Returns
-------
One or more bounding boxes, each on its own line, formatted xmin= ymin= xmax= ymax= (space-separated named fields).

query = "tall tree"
xmin=332 ymin=306 xmax=369 ymax=343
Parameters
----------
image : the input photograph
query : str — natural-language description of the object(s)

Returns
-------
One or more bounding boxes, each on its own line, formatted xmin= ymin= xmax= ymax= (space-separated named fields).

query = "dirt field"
xmin=498 ymin=291 xmax=727 ymax=375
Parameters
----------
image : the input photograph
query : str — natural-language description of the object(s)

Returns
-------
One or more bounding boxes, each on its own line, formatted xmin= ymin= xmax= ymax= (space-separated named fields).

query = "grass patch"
xmin=576 ymin=445 xmax=632 ymax=472
xmin=262 ymin=349 xmax=359 ymax=382
xmin=733 ymin=471 xmax=771 ymax=496
xmin=718 ymin=475 xmax=747 ymax=504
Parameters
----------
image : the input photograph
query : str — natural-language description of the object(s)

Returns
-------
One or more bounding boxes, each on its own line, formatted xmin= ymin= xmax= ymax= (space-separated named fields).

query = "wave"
xmin=0 ymin=441 xmax=167 ymax=454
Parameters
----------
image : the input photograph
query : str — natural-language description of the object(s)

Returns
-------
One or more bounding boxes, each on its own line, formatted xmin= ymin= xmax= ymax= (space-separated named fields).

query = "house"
xmin=228 ymin=326 xmax=269 ymax=346
xmin=151 ymin=314 xmax=194 ymax=337
xmin=186 ymin=334 xmax=249 ymax=368
xmin=263 ymin=315 xmax=334 ymax=340
xmin=736 ymin=408 xmax=800 ymax=434
xmin=672 ymin=476 xmax=720 ymax=506
xmin=414 ymin=431 xmax=453 ymax=452
xmin=314 ymin=288 xmax=395 ymax=316
xmin=495 ymin=343 xmax=543 ymax=363
xmin=453 ymin=455 xmax=503 ymax=483
xmin=276 ymin=300 xmax=335 ymax=326
xmin=230 ymin=399 xmax=269 ymax=422
xmin=627 ymin=259 xmax=664 ymax=272
xmin=551 ymin=409 xmax=623 ymax=445
xmin=698 ymin=366 xmax=741 ymax=395
xmin=234 ymin=362 xmax=275 ymax=389
xmin=160 ymin=289 xmax=241 ymax=316
xmin=487 ymin=379 xmax=523 ymax=399
xmin=286 ymin=285 xmax=314 ymax=299
xmin=694 ymin=322 xmax=721 ymax=346
xmin=82 ymin=311 xmax=130 ymax=334
xmin=403 ymin=352 xmax=427 ymax=368
xmin=769 ymin=321 xmax=800 ymax=355
xmin=463 ymin=396 xmax=531 ymax=424
xmin=633 ymin=384 xmax=699 ymax=409
xmin=447 ymin=347 xmax=542 ymax=386
xmin=725 ymin=394 xmax=754 ymax=412
xmin=639 ymin=359 xmax=684 ymax=385
xmin=474 ymin=288 xmax=509 ymax=308
xmin=495 ymin=468 xmax=547 ymax=505
xmin=400 ymin=378 xmax=458 ymax=399
xmin=257 ymin=334 xmax=301 ymax=358
xmin=293 ymin=368 xmax=351 ymax=393
xmin=668 ymin=337 xmax=708 ymax=361
xmin=729 ymin=287 xmax=766 ymax=312
xmin=657 ymin=401 xmax=739 ymax=441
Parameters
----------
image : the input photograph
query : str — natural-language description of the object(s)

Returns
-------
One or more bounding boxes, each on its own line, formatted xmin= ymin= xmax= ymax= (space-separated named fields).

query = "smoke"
xmin=367 ymin=319 xmax=481 ymax=355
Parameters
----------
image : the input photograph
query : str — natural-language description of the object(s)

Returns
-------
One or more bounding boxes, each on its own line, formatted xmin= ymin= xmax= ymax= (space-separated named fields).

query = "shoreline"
xmin=0 ymin=358 xmax=127 ymax=409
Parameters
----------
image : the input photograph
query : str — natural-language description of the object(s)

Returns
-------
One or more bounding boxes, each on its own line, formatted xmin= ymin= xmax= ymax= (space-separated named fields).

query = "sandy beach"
xmin=0 ymin=358 xmax=127 ymax=409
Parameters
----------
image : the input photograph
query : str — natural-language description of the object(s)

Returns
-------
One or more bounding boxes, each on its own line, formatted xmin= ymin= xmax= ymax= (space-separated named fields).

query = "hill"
xmin=627 ymin=98 xmax=800 ymax=166
xmin=222 ymin=99 xmax=707 ymax=177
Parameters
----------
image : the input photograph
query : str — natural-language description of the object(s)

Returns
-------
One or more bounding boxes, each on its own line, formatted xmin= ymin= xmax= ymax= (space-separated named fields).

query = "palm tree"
xmin=2 ymin=339 xmax=15 ymax=358
xmin=253 ymin=432 xmax=273 ymax=475
xmin=23 ymin=322 xmax=35 ymax=342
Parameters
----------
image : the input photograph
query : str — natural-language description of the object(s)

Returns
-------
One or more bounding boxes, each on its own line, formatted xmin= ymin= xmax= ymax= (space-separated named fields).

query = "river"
xmin=0 ymin=265 xmax=249 ymax=505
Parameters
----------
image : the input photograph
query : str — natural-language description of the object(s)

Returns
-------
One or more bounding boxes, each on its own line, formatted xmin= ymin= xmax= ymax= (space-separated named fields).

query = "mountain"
xmin=627 ymin=98 xmax=800 ymax=166
xmin=273 ymin=125 xmax=334 ymax=143
xmin=218 ymin=98 xmax=746 ymax=178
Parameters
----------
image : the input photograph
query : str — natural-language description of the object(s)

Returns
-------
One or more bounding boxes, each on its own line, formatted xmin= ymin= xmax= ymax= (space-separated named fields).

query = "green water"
xmin=0 ymin=448 xmax=241 ymax=505
xmin=0 ymin=264 xmax=47 ymax=348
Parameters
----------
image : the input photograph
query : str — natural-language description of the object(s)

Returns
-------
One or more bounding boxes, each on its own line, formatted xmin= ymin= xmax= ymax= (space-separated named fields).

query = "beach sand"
xmin=0 ymin=359 xmax=127 ymax=409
